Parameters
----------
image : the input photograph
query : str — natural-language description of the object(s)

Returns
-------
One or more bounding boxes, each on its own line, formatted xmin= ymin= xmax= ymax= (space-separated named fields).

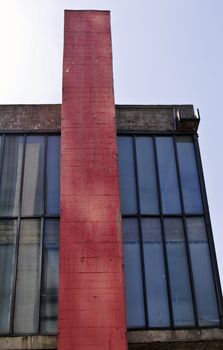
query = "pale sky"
xmin=0 ymin=0 xmax=223 ymax=286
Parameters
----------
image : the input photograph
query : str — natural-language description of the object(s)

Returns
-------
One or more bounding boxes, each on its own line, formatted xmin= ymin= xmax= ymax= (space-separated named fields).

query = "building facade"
xmin=0 ymin=10 xmax=222 ymax=350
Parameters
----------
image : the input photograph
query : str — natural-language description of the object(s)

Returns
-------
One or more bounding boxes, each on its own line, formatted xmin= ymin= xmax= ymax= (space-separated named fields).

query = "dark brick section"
xmin=0 ymin=105 xmax=61 ymax=130
xmin=116 ymin=105 xmax=197 ymax=132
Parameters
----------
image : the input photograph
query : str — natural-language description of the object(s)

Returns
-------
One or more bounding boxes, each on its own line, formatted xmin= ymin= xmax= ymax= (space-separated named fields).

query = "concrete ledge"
xmin=116 ymin=104 xmax=196 ymax=132
xmin=0 ymin=105 xmax=61 ymax=131
xmin=0 ymin=335 xmax=57 ymax=350
xmin=128 ymin=329 xmax=223 ymax=350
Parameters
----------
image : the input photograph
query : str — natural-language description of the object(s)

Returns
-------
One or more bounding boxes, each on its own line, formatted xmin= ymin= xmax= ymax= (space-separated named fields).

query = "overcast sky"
xmin=0 ymin=0 xmax=223 ymax=286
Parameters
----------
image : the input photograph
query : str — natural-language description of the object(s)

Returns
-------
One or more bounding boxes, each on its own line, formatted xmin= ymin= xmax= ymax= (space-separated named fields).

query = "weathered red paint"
xmin=58 ymin=10 xmax=128 ymax=350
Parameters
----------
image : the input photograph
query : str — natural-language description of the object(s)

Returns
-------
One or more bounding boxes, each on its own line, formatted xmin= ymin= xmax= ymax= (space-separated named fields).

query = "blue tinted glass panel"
xmin=0 ymin=220 xmax=17 ymax=334
xmin=142 ymin=219 xmax=170 ymax=327
xmin=14 ymin=219 xmax=41 ymax=333
xmin=123 ymin=219 xmax=145 ymax=328
xmin=187 ymin=218 xmax=219 ymax=326
xmin=164 ymin=218 xmax=195 ymax=326
xmin=136 ymin=137 xmax=159 ymax=214
xmin=21 ymin=136 xmax=45 ymax=216
xmin=118 ymin=137 xmax=137 ymax=215
xmin=156 ymin=137 xmax=181 ymax=214
xmin=176 ymin=136 xmax=203 ymax=214
xmin=40 ymin=219 xmax=59 ymax=333
xmin=0 ymin=136 xmax=24 ymax=216
xmin=46 ymin=136 xmax=60 ymax=215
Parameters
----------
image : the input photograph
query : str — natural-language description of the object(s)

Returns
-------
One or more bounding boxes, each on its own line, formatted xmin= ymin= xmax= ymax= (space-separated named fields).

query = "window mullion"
xmin=38 ymin=134 xmax=48 ymax=333
xmin=0 ymin=134 xmax=6 ymax=192
xmin=153 ymin=135 xmax=174 ymax=329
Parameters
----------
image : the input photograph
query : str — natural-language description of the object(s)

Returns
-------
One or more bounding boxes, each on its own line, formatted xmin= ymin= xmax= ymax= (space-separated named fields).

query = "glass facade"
xmin=0 ymin=131 xmax=221 ymax=334
xmin=118 ymin=134 xmax=221 ymax=329
xmin=0 ymin=134 xmax=60 ymax=335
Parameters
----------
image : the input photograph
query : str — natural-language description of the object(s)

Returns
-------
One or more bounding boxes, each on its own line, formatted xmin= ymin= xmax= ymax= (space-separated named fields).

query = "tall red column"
xmin=58 ymin=11 xmax=128 ymax=350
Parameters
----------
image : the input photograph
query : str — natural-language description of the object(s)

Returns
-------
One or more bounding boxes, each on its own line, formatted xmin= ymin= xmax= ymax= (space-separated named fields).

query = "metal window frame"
xmin=118 ymin=131 xmax=223 ymax=331
xmin=0 ymin=132 xmax=60 ymax=336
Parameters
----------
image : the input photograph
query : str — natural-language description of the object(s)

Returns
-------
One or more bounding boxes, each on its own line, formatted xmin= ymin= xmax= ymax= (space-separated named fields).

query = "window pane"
xmin=118 ymin=137 xmax=137 ymax=215
xmin=135 ymin=137 xmax=159 ymax=214
xmin=156 ymin=137 xmax=181 ymax=214
xmin=21 ymin=136 xmax=45 ymax=216
xmin=46 ymin=136 xmax=60 ymax=215
xmin=40 ymin=219 xmax=59 ymax=333
xmin=14 ymin=219 xmax=41 ymax=333
xmin=176 ymin=136 xmax=203 ymax=214
xmin=164 ymin=218 xmax=195 ymax=326
xmin=0 ymin=220 xmax=17 ymax=333
xmin=123 ymin=219 xmax=145 ymax=328
xmin=187 ymin=218 xmax=219 ymax=326
xmin=0 ymin=136 xmax=24 ymax=216
xmin=142 ymin=219 xmax=170 ymax=327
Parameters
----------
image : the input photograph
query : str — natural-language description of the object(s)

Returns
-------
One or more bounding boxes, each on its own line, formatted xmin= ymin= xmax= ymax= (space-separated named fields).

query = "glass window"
xmin=0 ymin=136 xmax=24 ymax=216
xmin=176 ymin=136 xmax=203 ymax=214
xmin=135 ymin=137 xmax=159 ymax=214
xmin=187 ymin=218 xmax=220 ymax=326
xmin=0 ymin=220 xmax=17 ymax=334
xmin=156 ymin=137 xmax=181 ymax=214
xmin=142 ymin=218 xmax=170 ymax=327
xmin=123 ymin=219 xmax=145 ymax=328
xmin=118 ymin=134 xmax=221 ymax=330
xmin=164 ymin=218 xmax=195 ymax=326
xmin=21 ymin=136 xmax=45 ymax=216
xmin=118 ymin=137 xmax=137 ymax=215
xmin=0 ymin=133 xmax=60 ymax=335
xmin=14 ymin=219 xmax=41 ymax=333
xmin=46 ymin=136 xmax=60 ymax=215
xmin=40 ymin=219 xmax=59 ymax=333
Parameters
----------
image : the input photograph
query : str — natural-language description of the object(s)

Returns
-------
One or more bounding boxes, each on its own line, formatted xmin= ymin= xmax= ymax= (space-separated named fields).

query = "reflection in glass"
xmin=123 ymin=219 xmax=145 ymax=328
xmin=118 ymin=137 xmax=137 ymax=215
xmin=136 ymin=137 xmax=159 ymax=214
xmin=0 ymin=220 xmax=17 ymax=333
xmin=164 ymin=218 xmax=195 ymax=326
xmin=14 ymin=220 xmax=41 ymax=333
xmin=176 ymin=137 xmax=203 ymax=214
xmin=156 ymin=137 xmax=181 ymax=214
xmin=142 ymin=219 xmax=170 ymax=327
xmin=187 ymin=218 xmax=220 ymax=326
xmin=0 ymin=136 xmax=24 ymax=216
xmin=21 ymin=136 xmax=45 ymax=216
xmin=40 ymin=219 xmax=59 ymax=333
xmin=46 ymin=136 xmax=60 ymax=215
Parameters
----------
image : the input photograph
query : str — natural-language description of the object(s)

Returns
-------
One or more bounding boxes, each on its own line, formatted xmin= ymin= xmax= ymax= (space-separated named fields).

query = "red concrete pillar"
xmin=58 ymin=10 xmax=128 ymax=350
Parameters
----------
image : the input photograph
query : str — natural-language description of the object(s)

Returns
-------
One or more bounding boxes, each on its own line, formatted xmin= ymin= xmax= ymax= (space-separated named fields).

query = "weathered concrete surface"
xmin=0 ymin=105 xmax=61 ymax=130
xmin=0 ymin=336 xmax=57 ymax=349
xmin=128 ymin=329 xmax=223 ymax=350
xmin=116 ymin=105 xmax=196 ymax=132
xmin=59 ymin=10 xmax=127 ymax=350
